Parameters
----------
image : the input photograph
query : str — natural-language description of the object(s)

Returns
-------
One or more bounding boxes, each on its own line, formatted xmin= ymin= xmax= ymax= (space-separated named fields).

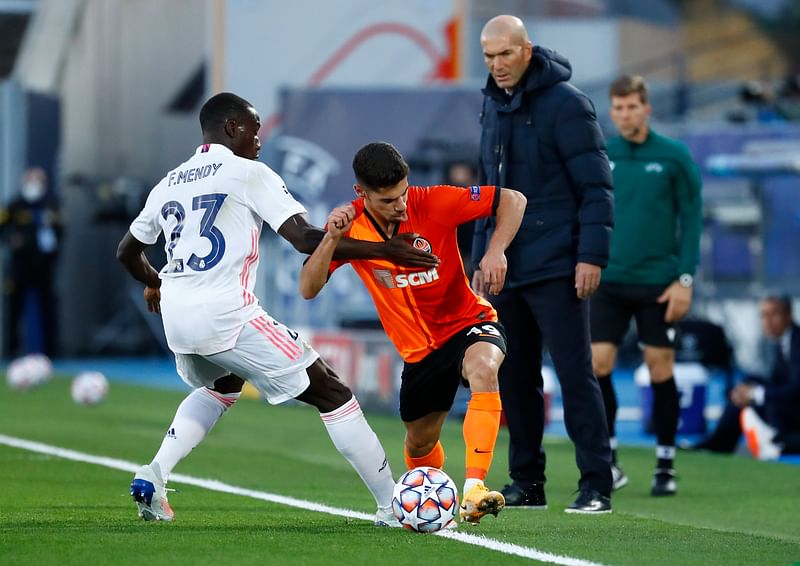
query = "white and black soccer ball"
xmin=391 ymin=466 xmax=458 ymax=532
xmin=6 ymin=354 xmax=52 ymax=390
xmin=25 ymin=353 xmax=53 ymax=386
xmin=71 ymin=371 xmax=109 ymax=405
xmin=7 ymin=356 xmax=36 ymax=390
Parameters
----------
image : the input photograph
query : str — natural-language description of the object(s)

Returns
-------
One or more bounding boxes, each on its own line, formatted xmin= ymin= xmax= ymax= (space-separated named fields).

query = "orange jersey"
xmin=331 ymin=185 xmax=499 ymax=362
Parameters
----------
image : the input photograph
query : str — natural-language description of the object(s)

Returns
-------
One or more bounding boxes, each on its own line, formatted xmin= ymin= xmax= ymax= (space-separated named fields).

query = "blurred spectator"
xmin=692 ymin=295 xmax=800 ymax=459
xmin=727 ymin=76 xmax=800 ymax=123
xmin=740 ymin=80 xmax=782 ymax=123
xmin=0 ymin=167 xmax=62 ymax=357
xmin=445 ymin=160 xmax=479 ymax=276
xmin=775 ymin=73 xmax=800 ymax=121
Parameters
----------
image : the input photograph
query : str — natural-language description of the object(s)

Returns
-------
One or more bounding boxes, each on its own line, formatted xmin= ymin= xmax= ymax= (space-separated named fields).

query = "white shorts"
xmin=175 ymin=313 xmax=319 ymax=405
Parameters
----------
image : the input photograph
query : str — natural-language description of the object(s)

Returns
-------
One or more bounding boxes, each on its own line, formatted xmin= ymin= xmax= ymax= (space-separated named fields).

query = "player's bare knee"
xmin=463 ymin=357 xmax=499 ymax=392
xmin=295 ymin=360 xmax=353 ymax=413
xmin=593 ymin=358 xmax=614 ymax=376
xmin=211 ymin=374 xmax=245 ymax=394
xmin=648 ymin=363 xmax=674 ymax=383
xmin=591 ymin=343 xmax=617 ymax=375
xmin=644 ymin=348 xmax=674 ymax=382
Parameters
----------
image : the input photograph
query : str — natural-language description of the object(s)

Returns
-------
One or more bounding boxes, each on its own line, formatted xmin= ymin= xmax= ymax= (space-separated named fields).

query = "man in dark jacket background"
xmin=472 ymin=15 xmax=614 ymax=513
xmin=694 ymin=295 xmax=800 ymax=459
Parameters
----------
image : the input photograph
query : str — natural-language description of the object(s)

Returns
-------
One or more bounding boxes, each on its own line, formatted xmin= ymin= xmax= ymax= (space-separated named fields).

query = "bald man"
xmin=471 ymin=15 xmax=614 ymax=513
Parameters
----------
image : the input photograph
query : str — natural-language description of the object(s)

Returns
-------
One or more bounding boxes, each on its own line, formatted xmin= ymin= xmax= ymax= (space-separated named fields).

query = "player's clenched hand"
xmin=385 ymin=233 xmax=439 ymax=268
xmin=144 ymin=286 xmax=161 ymax=314
xmin=471 ymin=270 xmax=487 ymax=298
xmin=575 ymin=262 xmax=601 ymax=299
xmin=326 ymin=204 xmax=355 ymax=238
xmin=730 ymin=383 xmax=754 ymax=408
xmin=478 ymin=251 xmax=507 ymax=295
xmin=657 ymin=281 xmax=692 ymax=323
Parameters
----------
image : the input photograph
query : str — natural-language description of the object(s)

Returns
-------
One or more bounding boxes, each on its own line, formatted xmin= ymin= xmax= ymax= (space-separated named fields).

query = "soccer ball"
xmin=7 ymin=357 xmax=36 ymax=390
xmin=391 ymin=466 xmax=458 ymax=532
xmin=71 ymin=371 xmax=109 ymax=405
xmin=6 ymin=354 xmax=52 ymax=390
xmin=25 ymin=353 xmax=53 ymax=386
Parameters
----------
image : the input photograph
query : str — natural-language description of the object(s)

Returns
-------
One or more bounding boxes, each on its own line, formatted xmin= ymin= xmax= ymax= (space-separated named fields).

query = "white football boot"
xmin=374 ymin=505 xmax=402 ymax=528
xmin=741 ymin=407 xmax=782 ymax=461
xmin=130 ymin=462 xmax=175 ymax=522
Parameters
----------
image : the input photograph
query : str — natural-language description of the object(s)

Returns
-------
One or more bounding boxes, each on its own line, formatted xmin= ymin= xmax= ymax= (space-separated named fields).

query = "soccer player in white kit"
xmin=116 ymin=92 xmax=438 ymax=526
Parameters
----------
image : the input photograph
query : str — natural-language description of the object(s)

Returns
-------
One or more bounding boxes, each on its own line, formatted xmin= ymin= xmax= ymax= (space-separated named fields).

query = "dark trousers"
xmin=700 ymin=401 xmax=743 ymax=453
xmin=492 ymin=276 xmax=612 ymax=496
xmin=702 ymin=380 xmax=800 ymax=454
xmin=5 ymin=266 xmax=58 ymax=357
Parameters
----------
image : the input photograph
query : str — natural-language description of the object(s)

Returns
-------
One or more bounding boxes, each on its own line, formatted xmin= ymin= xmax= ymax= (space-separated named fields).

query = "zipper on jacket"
xmin=497 ymin=143 xmax=504 ymax=178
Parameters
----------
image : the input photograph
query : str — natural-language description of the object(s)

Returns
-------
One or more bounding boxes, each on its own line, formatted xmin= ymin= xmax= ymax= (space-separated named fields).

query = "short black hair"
xmin=199 ymin=92 xmax=254 ymax=133
xmin=763 ymin=293 xmax=793 ymax=315
xmin=352 ymin=142 xmax=409 ymax=191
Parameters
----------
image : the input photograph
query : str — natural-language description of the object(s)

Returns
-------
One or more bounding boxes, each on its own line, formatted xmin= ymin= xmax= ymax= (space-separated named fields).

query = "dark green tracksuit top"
xmin=604 ymin=129 xmax=703 ymax=285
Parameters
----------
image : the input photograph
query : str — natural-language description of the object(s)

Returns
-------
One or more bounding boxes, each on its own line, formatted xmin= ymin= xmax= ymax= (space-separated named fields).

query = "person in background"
xmin=473 ymin=15 xmax=614 ymax=513
xmin=694 ymin=295 xmax=800 ymax=459
xmin=0 ymin=167 xmax=62 ymax=357
xmin=445 ymin=160 xmax=480 ymax=276
xmin=591 ymin=75 xmax=703 ymax=496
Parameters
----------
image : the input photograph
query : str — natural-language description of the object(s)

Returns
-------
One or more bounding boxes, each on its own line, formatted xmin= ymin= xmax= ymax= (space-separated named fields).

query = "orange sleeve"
xmin=423 ymin=185 xmax=498 ymax=228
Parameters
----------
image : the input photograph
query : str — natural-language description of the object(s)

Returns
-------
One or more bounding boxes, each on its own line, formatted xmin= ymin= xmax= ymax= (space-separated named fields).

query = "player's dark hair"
xmin=199 ymin=92 xmax=254 ymax=133
xmin=609 ymin=74 xmax=649 ymax=104
xmin=352 ymin=142 xmax=409 ymax=191
xmin=763 ymin=293 xmax=793 ymax=316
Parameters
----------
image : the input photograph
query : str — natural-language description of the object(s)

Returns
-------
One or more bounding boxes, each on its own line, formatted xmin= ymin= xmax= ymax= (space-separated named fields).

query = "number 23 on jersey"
xmin=161 ymin=193 xmax=227 ymax=272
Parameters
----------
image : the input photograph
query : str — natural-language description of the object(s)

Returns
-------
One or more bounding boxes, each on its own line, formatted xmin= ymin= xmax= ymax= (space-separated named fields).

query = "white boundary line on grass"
xmin=0 ymin=434 xmax=603 ymax=566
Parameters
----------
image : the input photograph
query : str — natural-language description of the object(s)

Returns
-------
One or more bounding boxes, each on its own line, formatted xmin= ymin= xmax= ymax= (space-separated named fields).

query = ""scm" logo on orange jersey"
xmin=372 ymin=267 xmax=439 ymax=289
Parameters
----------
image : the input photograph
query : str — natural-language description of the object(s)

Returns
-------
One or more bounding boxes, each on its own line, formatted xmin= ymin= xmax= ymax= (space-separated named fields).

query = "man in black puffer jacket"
xmin=472 ymin=15 xmax=614 ymax=513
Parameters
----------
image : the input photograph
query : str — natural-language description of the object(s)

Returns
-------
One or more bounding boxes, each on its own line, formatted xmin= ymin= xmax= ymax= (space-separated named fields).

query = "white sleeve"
xmin=244 ymin=162 xmax=306 ymax=231
xmin=751 ymin=385 xmax=766 ymax=406
xmin=128 ymin=189 xmax=162 ymax=245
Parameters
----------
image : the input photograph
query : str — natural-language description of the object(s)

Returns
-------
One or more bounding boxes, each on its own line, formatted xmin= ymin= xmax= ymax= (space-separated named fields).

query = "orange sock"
xmin=404 ymin=440 xmax=445 ymax=470
xmin=464 ymin=391 xmax=502 ymax=481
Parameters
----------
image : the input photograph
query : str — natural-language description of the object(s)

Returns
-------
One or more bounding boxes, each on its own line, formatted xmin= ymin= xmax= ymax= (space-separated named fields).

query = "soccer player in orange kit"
xmin=300 ymin=142 xmax=526 ymax=525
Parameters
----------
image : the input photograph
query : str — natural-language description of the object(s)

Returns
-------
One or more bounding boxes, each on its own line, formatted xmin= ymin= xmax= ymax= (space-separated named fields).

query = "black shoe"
xmin=500 ymin=482 xmax=547 ymax=509
xmin=565 ymin=489 xmax=612 ymax=514
xmin=651 ymin=468 xmax=677 ymax=497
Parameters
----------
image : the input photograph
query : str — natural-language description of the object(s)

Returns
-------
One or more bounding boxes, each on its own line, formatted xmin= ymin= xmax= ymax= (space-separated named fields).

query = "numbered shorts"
xmin=399 ymin=321 xmax=506 ymax=422
xmin=175 ymin=313 xmax=319 ymax=405
xmin=590 ymin=282 xmax=676 ymax=348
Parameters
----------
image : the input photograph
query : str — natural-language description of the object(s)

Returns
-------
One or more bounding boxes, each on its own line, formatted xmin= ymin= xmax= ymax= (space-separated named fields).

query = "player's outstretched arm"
xmin=478 ymin=188 xmax=526 ymax=295
xmin=278 ymin=213 xmax=438 ymax=268
xmin=299 ymin=206 xmax=353 ymax=299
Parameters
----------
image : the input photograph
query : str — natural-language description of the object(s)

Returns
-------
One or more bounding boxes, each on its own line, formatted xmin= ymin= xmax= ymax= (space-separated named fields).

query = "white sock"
xmin=152 ymin=387 xmax=239 ymax=480
xmin=320 ymin=396 xmax=395 ymax=508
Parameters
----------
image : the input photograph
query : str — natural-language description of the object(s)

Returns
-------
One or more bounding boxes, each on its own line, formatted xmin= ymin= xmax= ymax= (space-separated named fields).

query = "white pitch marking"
xmin=0 ymin=434 xmax=603 ymax=566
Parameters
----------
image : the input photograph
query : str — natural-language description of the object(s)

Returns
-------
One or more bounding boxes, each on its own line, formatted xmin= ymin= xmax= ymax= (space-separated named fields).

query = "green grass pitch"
xmin=0 ymin=377 xmax=798 ymax=565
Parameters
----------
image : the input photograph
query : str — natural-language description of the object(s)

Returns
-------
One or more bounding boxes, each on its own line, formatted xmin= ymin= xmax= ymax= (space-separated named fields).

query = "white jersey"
xmin=129 ymin=144 xmax=306 ymax=355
